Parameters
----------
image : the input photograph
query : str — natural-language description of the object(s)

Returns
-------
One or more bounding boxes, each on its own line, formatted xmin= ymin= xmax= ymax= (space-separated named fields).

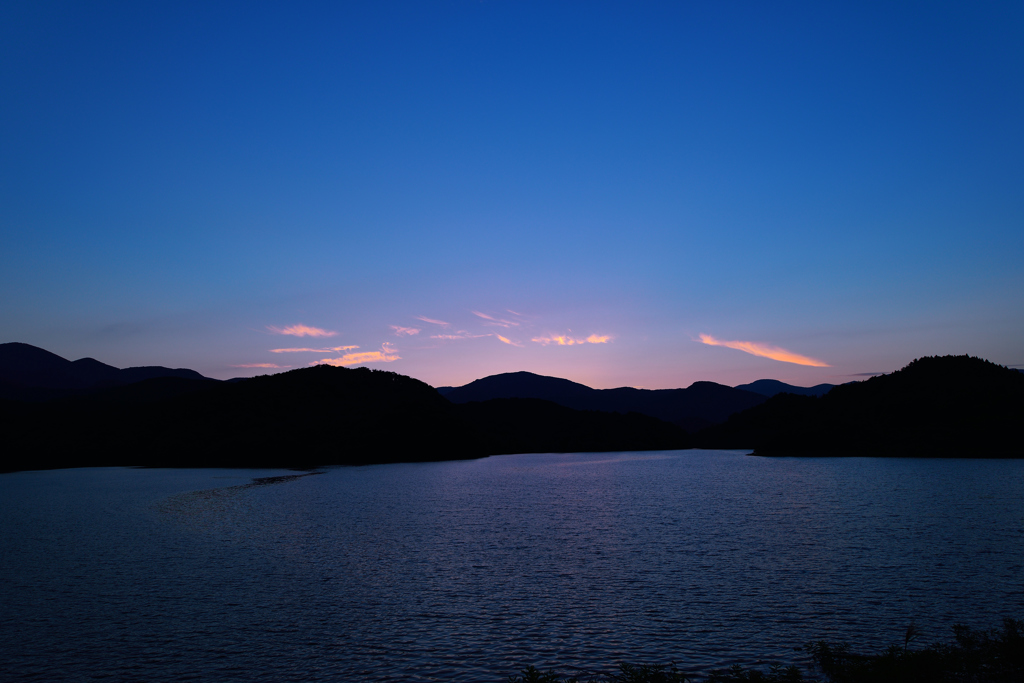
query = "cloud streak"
xmin=531 ymin=334 xmax=612 ymax=346
xmin=270 ymin=346 xmax=359 ymax=353
xmin=312 ymin=343 xmax=401 ymax=367
xmin=698 ymin=334 xmax=830 ymax=367
xmin=267 ymin=324 xmax=337 ymax=338
xmin=390 ymin=325 xmax=421 ymax=336
xmin=414 ymin=315 xmax=450 ymax=326
xmin=472 ymin=310 xmax=519 ymax=328
xmin=430 ymin=332 xmax=489 ymax=340
xmin=496 ymin=334 xmax=523 ymax=347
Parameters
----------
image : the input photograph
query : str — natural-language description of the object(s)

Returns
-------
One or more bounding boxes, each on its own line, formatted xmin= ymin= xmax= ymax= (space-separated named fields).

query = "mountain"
xmin=442 ymin=371 xmax=767 ymax=431
xmin=697 ymin=356 xmax=1024 ymax=457
xmin=0 ymin=342 xmax=209 ymax=400
xmin=734 ymin=379 xmax=836 ymax=398
xmin=1 ymin=362 xmax=688 ymax=473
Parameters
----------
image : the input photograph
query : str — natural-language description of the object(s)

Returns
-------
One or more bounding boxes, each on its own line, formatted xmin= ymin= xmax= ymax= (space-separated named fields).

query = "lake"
xmin=1 ymin=450 xmax=1022 ymax=681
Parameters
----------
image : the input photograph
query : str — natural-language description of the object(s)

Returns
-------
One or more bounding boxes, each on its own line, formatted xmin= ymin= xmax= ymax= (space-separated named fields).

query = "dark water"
xmin=1 ymin=451 xmax=1022 ymax=681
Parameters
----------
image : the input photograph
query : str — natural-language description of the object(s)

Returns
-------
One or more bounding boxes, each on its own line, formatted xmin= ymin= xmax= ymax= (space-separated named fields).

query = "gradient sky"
xmin=2 ymin=1 xmax=1022 ymax=389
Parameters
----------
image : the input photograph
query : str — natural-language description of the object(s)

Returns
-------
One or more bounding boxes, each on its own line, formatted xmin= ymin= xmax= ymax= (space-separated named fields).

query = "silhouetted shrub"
xmin=511 ymin=618 xmax=1024 ymax=683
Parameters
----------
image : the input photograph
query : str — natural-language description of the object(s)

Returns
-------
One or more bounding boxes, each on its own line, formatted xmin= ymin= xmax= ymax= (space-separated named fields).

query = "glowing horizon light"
xmin=312 ymin=343 xmax=400 ymax=367
xmin=267 ymin=324 xmax=337 ymax=337
xmin=698 ymin=333 xmax=830 ymax=367
xmin=532 ymin=334 xmax=612 ymax=346
xmin=231 ymin=363 xmax=288 ymax=368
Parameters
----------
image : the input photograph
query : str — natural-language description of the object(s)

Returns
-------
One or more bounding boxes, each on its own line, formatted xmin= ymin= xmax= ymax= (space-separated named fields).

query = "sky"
xmin=1 ymin=1 xmax=1022 ymax=389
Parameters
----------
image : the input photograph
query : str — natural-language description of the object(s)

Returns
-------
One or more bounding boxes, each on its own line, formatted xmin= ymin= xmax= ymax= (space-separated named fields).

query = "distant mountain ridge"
xmin=734 ymin=379 xmax=836 ymax=397
xmin=440 ymin=371 xmax=771 ymax=431
xmin=5 ymin=343 xmax=1018 ymax=468
xmin=0 ymin=342 xmax=210 ymax=400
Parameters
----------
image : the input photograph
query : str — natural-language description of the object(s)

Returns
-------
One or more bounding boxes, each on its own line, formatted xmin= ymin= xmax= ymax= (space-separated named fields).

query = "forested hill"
xmin=1 ymin=364 xmax=688 ymax=473
xmin=696 ymin=355 xmax=1024 ymax=457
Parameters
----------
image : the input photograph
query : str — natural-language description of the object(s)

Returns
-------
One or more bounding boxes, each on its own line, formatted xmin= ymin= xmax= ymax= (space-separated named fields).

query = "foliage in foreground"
xmin=509 ymin=618 xmax=1023 ymax=683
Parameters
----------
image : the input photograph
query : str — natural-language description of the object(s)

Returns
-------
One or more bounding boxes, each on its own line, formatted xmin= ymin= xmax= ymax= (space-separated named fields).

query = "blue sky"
xmin=2 ymin=1 xmax=1022 ymax=388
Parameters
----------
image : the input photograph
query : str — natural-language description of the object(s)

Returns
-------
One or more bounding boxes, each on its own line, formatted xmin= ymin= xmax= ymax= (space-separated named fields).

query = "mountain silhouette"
xmin=733 ymin=379 xmax=835 ymax=398
xmin=1 ymin=357 xmax=688 ymax=472
xmin=698 ymin=355 xmax=1024 ymax=457
xmin=441 ymin=370 xmax=768 ymax=431
xmin=0 ymin=342 xmax=209 ymax=400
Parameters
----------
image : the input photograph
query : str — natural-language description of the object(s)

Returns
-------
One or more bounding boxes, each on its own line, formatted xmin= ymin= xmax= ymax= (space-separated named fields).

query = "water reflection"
xmin=1 ymin=452 xmax=1022 ymax=682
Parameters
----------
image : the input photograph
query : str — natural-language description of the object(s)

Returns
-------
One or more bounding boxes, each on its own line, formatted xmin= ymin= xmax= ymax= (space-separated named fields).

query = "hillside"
xmin=1 ymin=363 xmax=688 ymax=472
xmin=697 ymin=355 xmax=1024 ymax=457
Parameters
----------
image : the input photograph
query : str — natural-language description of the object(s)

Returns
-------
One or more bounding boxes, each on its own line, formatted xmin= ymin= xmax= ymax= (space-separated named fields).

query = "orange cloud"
xmin=698 ymin=334 xmax=830 ymax=367
xmin=270 ymin=346 xmax=359 ymax=353
xmin=231 ymin=363 xmax=288 ymax=369
xmin=414 ymin=315 xmax=450 ymax=326
xmin=267 ymin=324 xmax=337 ymax=337
xmin=496 ymin=334 xmax=523 ymax=347
xmin=532 ymin=334 xmax=612 ymax=346
xmin=390 ymin=325 xmax=421 ymax=336
xmin=312 ymin=343 xmax=400 ymax=367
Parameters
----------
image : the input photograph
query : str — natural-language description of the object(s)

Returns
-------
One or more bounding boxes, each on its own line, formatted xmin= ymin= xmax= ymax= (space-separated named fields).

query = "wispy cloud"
xmin=496 ymin=334 xmax=524 ymax=347
xmin=430 ymin=332 xmax=489 ymax=340
xmin=312 ymin=343 xmax=400 ymax=367
xmin=698 ymin=334 xmax=830 ymax=367
xmin=270 ymin=345 xmax=359 ymax=354
xmin=390 ymin=326 xmax=421 ymax=336
xmin=267 ymin=324 xmax=338 ymax=338
xmin=414 ymin=315 xmax=450 ymax=327
xmin=231 ymin=363 xmax=288 ymax=369
xmin=532 ymin=334 xmax=612 ymax=346
xmin=472 ymin=310 xmax=521 ymax=328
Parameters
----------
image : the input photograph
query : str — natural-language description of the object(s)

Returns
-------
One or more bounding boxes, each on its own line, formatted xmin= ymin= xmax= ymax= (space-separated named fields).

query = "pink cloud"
xmin=231 ymin=363 xmax=288 ymax=369
xmin=698 ymin=334 xmax=830 ymax=367
xmin=531 ymin=334 xmax=613 ymax=346
xmin=270 ymin=346 xmax=359 ymax=353
xmin=414 ymin=315 xmax=450 ymax=326
xmin=312 ymin=343 xmax=401 ymax=367
xmin=390 ymin=325 xmax=421 ymax=336
xmin=267 ymin=324 xmax=337 ymax=338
